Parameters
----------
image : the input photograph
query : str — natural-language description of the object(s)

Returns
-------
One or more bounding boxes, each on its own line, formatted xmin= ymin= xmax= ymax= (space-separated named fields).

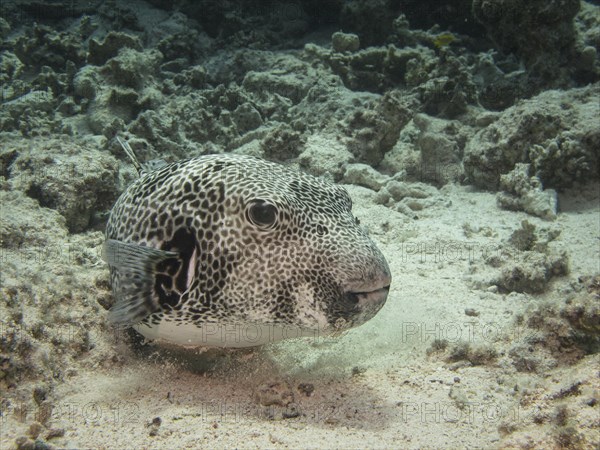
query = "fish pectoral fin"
xmin=102 ymin=239 xmax=178 ymax=326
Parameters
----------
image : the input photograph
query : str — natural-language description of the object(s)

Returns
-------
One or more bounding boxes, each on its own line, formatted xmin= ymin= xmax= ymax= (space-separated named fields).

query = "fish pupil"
xmin=248 ymin=200 xmax=278 ymax=228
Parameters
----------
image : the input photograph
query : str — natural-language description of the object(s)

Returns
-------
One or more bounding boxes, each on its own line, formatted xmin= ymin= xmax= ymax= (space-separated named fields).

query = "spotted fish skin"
xmin=104 ymin=154 xmax=391 ymax=347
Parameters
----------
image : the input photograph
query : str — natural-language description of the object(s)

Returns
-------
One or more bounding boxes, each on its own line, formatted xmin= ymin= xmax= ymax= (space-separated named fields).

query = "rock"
xmin=509 ymin=278 xmax=600 ymax=374
xmin=384 ymin=180 xmax=436 ymax=201
xmin=339 ymin=0 xmax=399 ymax=46
xmin=14 ymin=437 xmax=35 ymax=450
xmin=464 ymin=308 xmax=480 ymax=317
xmin=36 ymin=401 xmax=53 ymax=426
xmin=157 ymin=24 xmax=208 ymax=64
xmin=32 ymin=386 xmax=47 ymax=405
xmin=464 ymin=85 xmax=600 ymax=189
xmin=79 ymin=53 xmax=165 ymax=137
xmin=255 ymin=381 xmax=294 ymax=407
xmin=242 ymin=70 xmax=309 ymax=105
xmin=495 ymin=250 xmax=569 ymax=294
xmin=331 ymin=32 xmax=360 ymax=53
xmin=297 ymin=383 xmax=315 ymax=396
xmin=497 ymin=189 xmax=558 ymax=221
xmin=73 ymin=66 xmax=99 ymax=100
xmin=313 ymin=41 xmax=426 ymax=93
xmin=57 ymin=97 xmax=78 ymax=116
xmin=373 ymin=187 xmax=392 ymax=205
xmin=261 ymin=123 xmax=305 ymax=161
xmin=508 ymin=220 xmax=537 ymax=251
xmin=298 ymin=134 xmax=353 ymax=181
xmin=397 ymin=197 xmax=427 ymax=212
xmin=576 ymin=3 xmax=600 ymax=58
xmin=415 ymin=52 xmax=478 ymax=118
xmin=473 ymin=0 xmax=582 ymax=89
xmin=44 ymin=428 xmax=65 ymax=440
xmin=88 ymin=107 xmax=126 ymax=138
xmin=231 ymin=138 xmax=264 ymax=158
xmin=147 ymin=417 xmax=161 ymax=437
xmin=9 ymin=137 xmax=120 ymax=233
xmin=32 ymin=439 xmax=52 ymax=450
xmin=411 ymin=113 xmax=466 ymax=185
xmin=579 ymin=46 xmax=597 ymax=71
xmin=172 ymin=65 xmax=207 ymax=89
xmin=343 ymin=163 xmax=389 ymax=191
xmin=379 ymin=120 xmax=421 ymax=178
xmin=472 ymin=220 xmax=569 ymax=294
xmin=0 ymin=190 xmax=67 ymax=248
xmin=342 ymin=90 xmax=412 ymax=165
xmin=100 ymin=48 xmax=162 ymax=89
xmin=160 ymin=58 xmax=190 ymax=74
xmin=27 ymin=422 xmax=43 ymax=439
xmin=13 ymin=23 xmax=86 ymax=70
xmin=88 ymin=31 xmax=143 ymax=66
xmin=232 ymin=102 xmax=263 ymax=134
xmin=2 ymin=90 xmax=54 ymax=117
xmin=0 ymin=17 xmax=10 ymax=38
xmin=477 ymin=220 xmax=569 ymax=294
xmin=0 ymin=50 xmax=23 ymax=82
xmin=496 ymin=163 xmax=558 ymax=220
xmin=289 ymin=68 xmax=374 ymax=131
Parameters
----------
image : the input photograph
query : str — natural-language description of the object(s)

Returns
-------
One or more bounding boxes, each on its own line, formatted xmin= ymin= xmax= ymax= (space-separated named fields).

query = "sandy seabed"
xmin=1 ymin=1 xmax=599 ymax=449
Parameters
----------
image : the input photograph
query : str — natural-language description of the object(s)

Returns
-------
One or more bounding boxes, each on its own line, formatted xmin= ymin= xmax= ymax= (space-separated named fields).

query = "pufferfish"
xmin=103 ymin=139 xmax=391 ymax=348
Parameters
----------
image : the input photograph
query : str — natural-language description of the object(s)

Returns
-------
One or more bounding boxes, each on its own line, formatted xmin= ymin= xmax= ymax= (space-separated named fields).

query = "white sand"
xmin=4 ymin=182 xmax=597 ymax=449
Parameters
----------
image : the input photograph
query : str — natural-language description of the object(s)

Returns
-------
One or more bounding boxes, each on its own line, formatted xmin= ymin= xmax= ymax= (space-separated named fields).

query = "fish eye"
xmin=246 ymin=199 xmax=278 ymax=229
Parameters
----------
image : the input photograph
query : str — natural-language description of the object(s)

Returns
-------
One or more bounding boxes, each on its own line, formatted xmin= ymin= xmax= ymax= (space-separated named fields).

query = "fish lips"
xmin=346 ymin=284 xmax=390 ymax=307
xmin=341 ymin=273 xmax=392 ymax=323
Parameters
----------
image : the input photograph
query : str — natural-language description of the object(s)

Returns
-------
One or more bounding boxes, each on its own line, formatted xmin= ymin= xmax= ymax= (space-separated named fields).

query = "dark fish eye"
xmin=247 ymin=199 xmax=278 ymax=229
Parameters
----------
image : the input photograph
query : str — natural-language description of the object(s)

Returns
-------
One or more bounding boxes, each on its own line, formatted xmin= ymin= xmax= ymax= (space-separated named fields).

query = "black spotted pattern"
xmin=106 ymin=154 xmax=391 ymax=332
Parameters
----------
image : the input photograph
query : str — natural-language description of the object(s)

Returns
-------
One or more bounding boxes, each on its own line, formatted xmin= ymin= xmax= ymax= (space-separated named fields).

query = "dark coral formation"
xmin=1 ymin=0 xmax=598 ymax=190
xmin=473 ymin=0 xmax=590 ymax=88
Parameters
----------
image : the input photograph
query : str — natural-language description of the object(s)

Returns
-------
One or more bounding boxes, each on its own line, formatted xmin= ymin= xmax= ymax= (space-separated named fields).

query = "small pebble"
xmin=324 ymin=417 xmax=339 ymax=425
xmin=32 ymin=387 xmax=47 ymax=406
xmin=148 ymin=417 xmax=161 ymax=437
xmin=15 ymin=437 xmax=35 ymax=450
xmin=45 ymin=428 xmax=65 ymax=440
xmin=150 ymin=417 xmax=161 ymax=426
xmin=351 ymin=366 xmax=367 ymax=376
xmin=28 ymin=422 xmax=43 ymax=439
xmin=297 ymin=383 xmax=315 ymax=396
xmin=255 ymin=381 xmax=294 ymax=407
xmin=464 ymin=308 xmax=480 ymax=317
xmin=32 ymin=440 xmax=52 ymax=450
xmin=282 ymin=402 xmax=301 ymax=419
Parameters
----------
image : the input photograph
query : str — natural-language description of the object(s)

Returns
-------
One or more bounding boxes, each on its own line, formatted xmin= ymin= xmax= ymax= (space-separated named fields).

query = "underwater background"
xmin=1 ymin=0 xmax=599 ymax=448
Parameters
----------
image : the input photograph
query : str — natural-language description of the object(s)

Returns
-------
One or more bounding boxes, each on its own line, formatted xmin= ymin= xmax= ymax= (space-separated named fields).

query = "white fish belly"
xmin=134 ymin=320 xmax=324 ymax=348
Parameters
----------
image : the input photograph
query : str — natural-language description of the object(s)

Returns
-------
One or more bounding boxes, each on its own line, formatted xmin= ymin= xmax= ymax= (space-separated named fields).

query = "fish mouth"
xmin=344 ymin=284 xmax=390 ymax=307
xmin=343 ymin=274 xmax=392 ymax=308
xmin=333 ymin=277 xmax=390 ymax=331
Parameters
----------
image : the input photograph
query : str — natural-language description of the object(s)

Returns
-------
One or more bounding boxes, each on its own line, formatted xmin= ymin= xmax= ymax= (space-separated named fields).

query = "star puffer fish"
xmin=103 ymin=145 xmax=391 ymax=348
